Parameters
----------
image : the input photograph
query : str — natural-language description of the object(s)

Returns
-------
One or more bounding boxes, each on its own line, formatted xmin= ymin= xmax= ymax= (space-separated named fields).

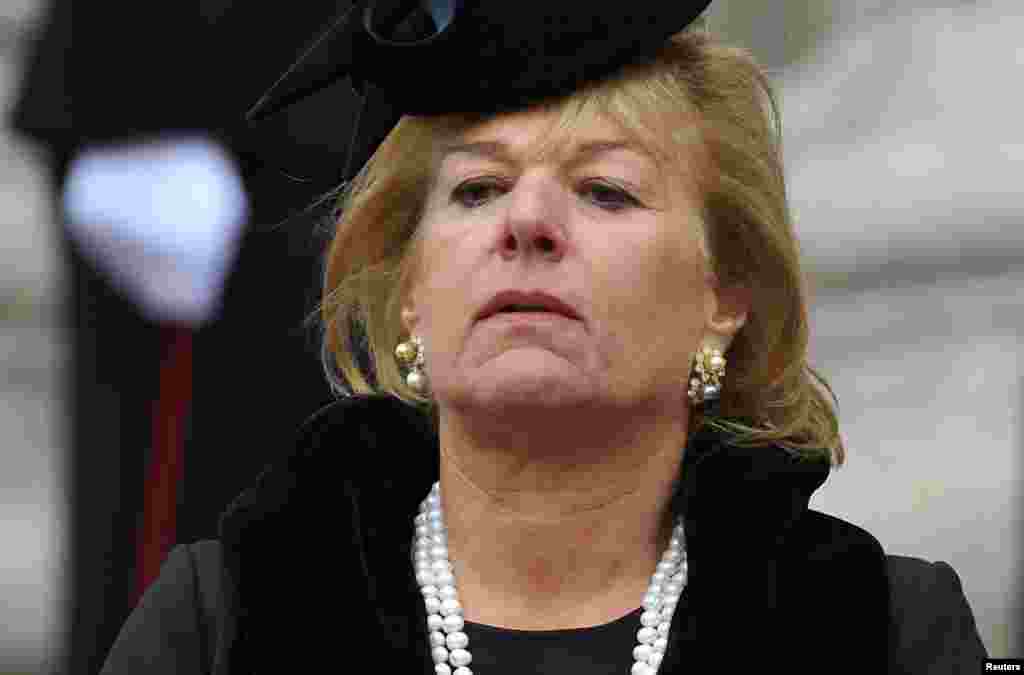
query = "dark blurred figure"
xmin=8 ymin=2 xmax=358 ymax=673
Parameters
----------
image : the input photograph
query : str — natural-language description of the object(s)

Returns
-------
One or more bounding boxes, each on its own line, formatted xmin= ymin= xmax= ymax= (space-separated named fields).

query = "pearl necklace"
xmin=412 ymin=481 xmax=688 ymax=675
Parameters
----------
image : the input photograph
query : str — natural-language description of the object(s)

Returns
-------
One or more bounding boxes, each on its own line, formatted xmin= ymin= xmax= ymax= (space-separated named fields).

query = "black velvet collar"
xmin=214 ymin=394 xmax=888 ymax=673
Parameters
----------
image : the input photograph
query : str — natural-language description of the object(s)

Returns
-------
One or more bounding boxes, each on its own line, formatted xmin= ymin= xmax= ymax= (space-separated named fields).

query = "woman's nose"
xmin=501 ymin=175 xmax=568 ymax=261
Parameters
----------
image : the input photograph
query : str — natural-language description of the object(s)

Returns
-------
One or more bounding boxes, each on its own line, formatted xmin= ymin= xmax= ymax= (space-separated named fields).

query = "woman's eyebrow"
xmin=439 ymin=139 xmax=657 ymax=168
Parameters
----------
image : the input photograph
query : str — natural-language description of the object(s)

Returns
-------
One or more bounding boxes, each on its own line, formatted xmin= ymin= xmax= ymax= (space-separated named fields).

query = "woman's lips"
xmin=483 ymin=311 xmax=578 ymax=323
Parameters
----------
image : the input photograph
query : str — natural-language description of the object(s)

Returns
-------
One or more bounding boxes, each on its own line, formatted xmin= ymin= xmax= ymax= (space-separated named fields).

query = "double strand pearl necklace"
xmin=412 ymin=481 xmax=689 ymax=675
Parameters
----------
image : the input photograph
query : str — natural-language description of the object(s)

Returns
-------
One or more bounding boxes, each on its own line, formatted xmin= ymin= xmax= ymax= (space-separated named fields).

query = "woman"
xmin=99 ymin=3 xmax=988 ymax=674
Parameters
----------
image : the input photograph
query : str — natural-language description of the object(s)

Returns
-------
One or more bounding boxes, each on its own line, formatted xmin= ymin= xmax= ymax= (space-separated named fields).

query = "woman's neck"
xmin=434 ymin=405 xmax=688 ymax=629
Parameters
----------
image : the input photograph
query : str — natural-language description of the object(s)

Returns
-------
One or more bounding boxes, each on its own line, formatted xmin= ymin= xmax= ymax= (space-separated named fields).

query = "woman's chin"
xmin=461 ymin=372 xmax=601 ymax=413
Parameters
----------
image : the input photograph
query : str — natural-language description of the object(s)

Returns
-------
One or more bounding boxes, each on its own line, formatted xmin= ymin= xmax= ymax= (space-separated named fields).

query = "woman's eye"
xmin=582 ymin=182 xmax=640 ymax=210
xmin=450 ymin=178 xmax=640 ymax=210
xmin=452 ymin=180 xmax=505 ymax=208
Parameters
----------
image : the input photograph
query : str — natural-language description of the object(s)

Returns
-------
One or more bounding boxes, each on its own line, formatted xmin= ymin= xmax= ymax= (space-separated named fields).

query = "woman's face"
xmin=401 ymin=106 xmax=741 ymax=420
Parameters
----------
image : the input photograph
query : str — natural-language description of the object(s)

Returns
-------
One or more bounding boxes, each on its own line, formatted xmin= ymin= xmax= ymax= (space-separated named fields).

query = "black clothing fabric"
xmin=463 ymin=607 xmax=647 ymax=674
xmin=10 ymin=0 xmax=358 ymax=188
xmin=99 ymin=394 xmax=989 ymax=674
xmin=37 ymin=144 xmax=336 ymax=675
xmin=9 ymin=3 xmax=353 ymax=673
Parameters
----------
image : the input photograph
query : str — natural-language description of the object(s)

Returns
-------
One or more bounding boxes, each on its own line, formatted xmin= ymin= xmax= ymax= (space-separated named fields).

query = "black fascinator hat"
xmin=244 ymin=0 xmax=713 ymax=188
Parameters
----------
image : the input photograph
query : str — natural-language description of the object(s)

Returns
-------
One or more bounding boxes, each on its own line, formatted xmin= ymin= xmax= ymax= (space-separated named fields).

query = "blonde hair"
xmin=308 ymin=27 xmax=845 ymax=467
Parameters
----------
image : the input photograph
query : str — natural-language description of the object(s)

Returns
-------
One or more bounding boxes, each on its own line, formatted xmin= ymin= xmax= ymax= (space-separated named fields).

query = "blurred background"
xmin=1 ymin=0 xmax=1021 ymax=672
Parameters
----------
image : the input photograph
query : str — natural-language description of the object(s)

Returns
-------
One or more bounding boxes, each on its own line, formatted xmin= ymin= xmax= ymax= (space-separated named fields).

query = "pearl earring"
xmin=395 ymin=334 xmax=428 ymax=394
xmin=687 ymin=345 xmax=726 ymax=408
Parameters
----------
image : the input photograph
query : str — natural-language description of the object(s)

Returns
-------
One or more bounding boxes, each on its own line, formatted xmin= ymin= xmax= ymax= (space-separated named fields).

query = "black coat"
xmin=98 ymin=394 xmax=988 ymax=674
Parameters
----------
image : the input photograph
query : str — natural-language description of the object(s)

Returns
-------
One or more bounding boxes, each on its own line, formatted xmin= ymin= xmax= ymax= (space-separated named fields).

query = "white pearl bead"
xmin=650 ymin=571 xmax=667 ymax=584
xmin=648 ymin=651 xmax=664 ymax=668
xmin=445 ymin=631 xmax=469 ymax=650
xmin=633 ymin=644 xmax=653 ymax=661
xmin=438 ymin=585 xmax=458 ymax=600
xmin=664 ymin=582 xmax=681 ymax=595
xmin=416 ymin=524 xmax=431 ymax=538
xmin=453 ymin=668 xmax=472 ymax=675
xmin=415 ymin=549 xmax=430 ymax=562
xmin=434 ymin=664 xmax=452 ymax=675
xmin=408 ymin=367 xmax=426 ymax=390
xmin=432 ymin=533 xmax=447 ymax=546
xmin=416 ymin=560 xmax=433 ymax=574
xmin=631 ymin=662 xmax=654 ymax=675
xmin=417 ymin=570 xmax=436 ymax=587
xmin=449 ymin=649 xmax=472 ymax=667
xmin=662 ymin=597 xmax=678 ymax=612
xmin=443 ymin=614 xmax=464 ymax=633
xmin=656 ymin=561 xmax=675 ymax=574
xmin=434 ymin=570 xmax=455 ymax=586
xmin=431 ymin=559 xmax=453 ymax=573
xmin=425 ymin=597 xmax=442 ymax=614
xmin=637 ymin=626 xmax=658 ymax=644
xmin=440 ymin=598 xmax=462 ymax=616
xmin=430 ymin=631 xmax=446 ymax=647
xmin=430 ymin=546 xmax=449 ymax=559
xmin=640 ymin=610 xmax=661 ymax=627
xmin=428 ymin=508 xmax=443 ymax=522
xmin=657 ymin=620 xmax=671 ymax=637
xmin=641 ymin=593 xmax=661 ymax=610
xmin=654 ymin=637 xmax=668 ymax=652
xmin=431 ymin=646 xmax=449 ymax=664
xmin=428 ymin=614 xmax=444 ymax=631
xmin=422 ymin=584 xmax=439 ymax=598
xmin=415 ymin=512 xmax=428 ymax=525
xmin=647 ymin=583 xmax=663 ymax=596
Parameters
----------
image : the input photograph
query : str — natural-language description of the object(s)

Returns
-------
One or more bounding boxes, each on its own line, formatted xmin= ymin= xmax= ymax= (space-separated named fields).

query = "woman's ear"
xmin=401 ymin=307 xmax=420 ymax=336
xmin=704 ymin=282 xmax=751 ymax=349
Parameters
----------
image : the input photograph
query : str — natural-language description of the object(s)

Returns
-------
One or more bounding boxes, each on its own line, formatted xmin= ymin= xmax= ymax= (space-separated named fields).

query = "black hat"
xmin=245 ymin=0 xmax=712 ymax=188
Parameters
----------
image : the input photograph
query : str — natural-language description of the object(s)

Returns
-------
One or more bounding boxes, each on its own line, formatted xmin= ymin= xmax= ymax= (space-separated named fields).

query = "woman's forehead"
xmin=432 ymin=103 xmax=705 ymax=194
xmin=449 ymin=106 xmax=656 ymax=164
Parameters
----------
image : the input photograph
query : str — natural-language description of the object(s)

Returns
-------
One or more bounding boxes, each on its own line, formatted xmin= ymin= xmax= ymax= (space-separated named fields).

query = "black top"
xmin=463 ymin=606 xmax=647 ymax=674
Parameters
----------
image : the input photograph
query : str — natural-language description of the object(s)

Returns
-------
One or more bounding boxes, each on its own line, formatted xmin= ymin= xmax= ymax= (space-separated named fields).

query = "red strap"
xmin=135 ymin=322 xmax=193 ymax=603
